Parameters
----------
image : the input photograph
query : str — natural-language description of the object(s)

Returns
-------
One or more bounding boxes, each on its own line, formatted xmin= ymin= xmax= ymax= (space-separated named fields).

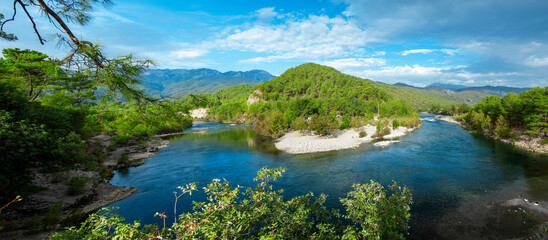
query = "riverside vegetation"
xmin=451 ymin=86 xmax=548 ymax=153
xmin=50 ymin=167 xmax=413 ymax=239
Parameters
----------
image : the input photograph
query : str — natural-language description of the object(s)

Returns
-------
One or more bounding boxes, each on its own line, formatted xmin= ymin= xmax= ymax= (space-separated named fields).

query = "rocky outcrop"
xmin=247 ymin=90 xmax=264 ymax=105
xmin=21 ymin=170 xmax=136 ymax=214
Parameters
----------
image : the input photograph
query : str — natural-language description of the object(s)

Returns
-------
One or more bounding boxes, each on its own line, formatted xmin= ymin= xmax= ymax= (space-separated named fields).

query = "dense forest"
xmin=0 ymin=48 xmax=192 ymax=205
xmin=457 ymin=87 xmax=548 ymax=140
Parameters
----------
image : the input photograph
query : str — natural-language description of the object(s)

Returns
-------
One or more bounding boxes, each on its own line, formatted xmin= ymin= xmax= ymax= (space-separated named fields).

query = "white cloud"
xmin=318 ymin=58 xmax=386 ymax=70
xmin=205 ymin=14 xmax=372 ymax=63
xmin=169 ymin=49 xmax=207 ymax=58
xmin=341 ymin=64 xmax=534 ymax=87
xmin=401 ymin=48 xmax=457 ymax=56
xmin=255 ymin=7 xmax=278 ymax=19
xmin=526 ymin=56 xmax=548 ymax=67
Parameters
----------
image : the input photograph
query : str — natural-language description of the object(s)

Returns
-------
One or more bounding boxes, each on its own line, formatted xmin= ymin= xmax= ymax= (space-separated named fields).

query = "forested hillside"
xmin=181 ymin=63 xmax=420 ymax=138
xmin=140 ymin=69 xmax=274 ymax=98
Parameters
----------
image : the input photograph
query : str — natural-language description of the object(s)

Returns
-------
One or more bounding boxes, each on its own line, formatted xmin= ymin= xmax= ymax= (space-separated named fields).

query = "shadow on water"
xmin=109 ymin=116 xmax=548 ymax=239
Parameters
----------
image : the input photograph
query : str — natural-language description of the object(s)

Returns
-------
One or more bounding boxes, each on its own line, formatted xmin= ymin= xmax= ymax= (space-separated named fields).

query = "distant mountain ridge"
xmin=139 ymin=68 xmax=275 ymax=98
xmin=425 ymin=82 xmax=530 ymax=96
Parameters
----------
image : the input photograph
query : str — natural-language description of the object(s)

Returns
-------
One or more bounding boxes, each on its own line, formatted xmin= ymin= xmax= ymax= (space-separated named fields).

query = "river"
xmin=109 ymin=114 xmax=548 ymax=239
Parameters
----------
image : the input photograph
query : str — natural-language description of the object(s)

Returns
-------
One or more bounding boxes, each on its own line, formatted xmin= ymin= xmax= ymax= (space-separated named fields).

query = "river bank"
xmin=275 ymin=125 xmax=417 ymax=154
xmin=436 ymin=115 xmax=548 ymax=154
xmin=0 ymin=133 xmax=173 ymax=240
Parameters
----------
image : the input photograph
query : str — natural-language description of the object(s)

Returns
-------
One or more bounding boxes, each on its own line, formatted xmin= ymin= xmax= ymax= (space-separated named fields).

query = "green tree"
xmin=309 ymin=114 xmax=338 ymax=135
xmin=521 ymin=87 xmax=548 ymax=136
xmin=2 ymin=0 xmax=153 ymax=103
xmin=0 ymin=48 xmax=63 ymax=101
xmin=494 ymin=115 xmax=512 ymax=138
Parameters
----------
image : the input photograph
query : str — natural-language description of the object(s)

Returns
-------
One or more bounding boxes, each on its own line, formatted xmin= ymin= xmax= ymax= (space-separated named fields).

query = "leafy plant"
xmin=50 ymin=167 xmax=412 ymax=239
xmin=66 ymin=177 xmax=88 ymax=196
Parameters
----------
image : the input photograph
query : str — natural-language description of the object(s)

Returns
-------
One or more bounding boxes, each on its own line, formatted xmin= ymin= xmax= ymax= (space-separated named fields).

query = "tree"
xmin=1 ymin=0 xmax=153 ymax=103
xmin=309 ymin=114 xmax=338 ymax=135
xmin=521 ymin=87 xmax=548 ymax=136
xmin=0 ymin=48 xmax=63 ymax=101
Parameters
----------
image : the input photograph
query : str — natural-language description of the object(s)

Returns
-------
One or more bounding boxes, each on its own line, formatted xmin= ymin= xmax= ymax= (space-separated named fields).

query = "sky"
xmin=1 ymin=0 xmax=548 ymax=88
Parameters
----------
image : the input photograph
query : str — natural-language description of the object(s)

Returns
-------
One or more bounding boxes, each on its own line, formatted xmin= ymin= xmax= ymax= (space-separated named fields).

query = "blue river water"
xmin=109 ymin=114 xmax=548 ymax=238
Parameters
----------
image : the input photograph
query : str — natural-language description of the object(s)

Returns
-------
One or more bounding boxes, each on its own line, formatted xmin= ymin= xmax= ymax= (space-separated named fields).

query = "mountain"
xmin=459 ymin=85 xmax=529 ymax=97
xmin=426 ymin=82 xmax=529 ymax=96
xmin=426 ymin=82 xmax=469 ymax=90
xmin=139 ymin=68 xmax=275 ymax=98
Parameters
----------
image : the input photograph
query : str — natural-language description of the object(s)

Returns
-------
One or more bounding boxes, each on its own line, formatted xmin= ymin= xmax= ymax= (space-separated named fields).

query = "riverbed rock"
xmin=22 ymin=170 xmax=100 ymax=212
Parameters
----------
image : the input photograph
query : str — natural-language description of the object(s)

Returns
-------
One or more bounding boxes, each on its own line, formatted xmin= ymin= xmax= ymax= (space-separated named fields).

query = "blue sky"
xmin=1 ymin=0 xmax=548 ymax=87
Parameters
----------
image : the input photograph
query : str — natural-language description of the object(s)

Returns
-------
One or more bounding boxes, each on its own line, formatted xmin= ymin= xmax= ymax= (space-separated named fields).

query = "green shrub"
xmin=309 ymin=114 xmax=338 ymax=136
xmin=117 ymin=154 xmax=130 ymax=168
xmin=359 ymin=131 xmax=367 ymax=138
xmin=50 ymin=167 xmax=412 ymax=240
xmin=111 ymin=133 xmax=133 ymax=145
xmin=350 ymin=116 xmax=364 ymax=128
xmin=106 ymin=144 xmax=117 ymax=151
xmin=66 ymin=177 xmax=88 ymax=196
xmin=392 ymin=119 xmax=400 ymax=129
xmin=290 ymin=117 xmax=308 ymax=131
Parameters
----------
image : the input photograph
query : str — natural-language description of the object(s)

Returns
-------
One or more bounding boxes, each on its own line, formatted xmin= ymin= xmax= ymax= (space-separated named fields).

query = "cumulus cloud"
xmin=337 ymin=0 xmax=548 ymax=87
xmin=401 ymin=48 xmax=456 ymax=56
xmin=318 ymin=58 xmax=386 ymax=70
xmin=255 ymin=7 xmax=278 ymax=19
xmin=342 ymin=64 xmax=542 ymax=87
xmin=204 ymin=14 xmax=372 ymax=63
xmin=169 ymin=49 xmax=207 ymax=59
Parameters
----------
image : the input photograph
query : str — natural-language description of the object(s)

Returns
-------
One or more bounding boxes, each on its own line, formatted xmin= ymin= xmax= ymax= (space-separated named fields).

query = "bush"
xmin=309 ymin=114 xmax=338 ymax=136
xmin=50 ymin=168 xmax=412 ymax=239
xmin=111 ymin=133 xmax=133 ymax=145
xmin=350 ymin=116 xmax=364 ymax=128
xmin=359 ymin=130 xmax=367 ymax=138
xmin=117 ymin=154 xmax=130 ymax=168
xmin=290 ymin=117 xmax=308 ymax=131
xmin=66 ymin=177 xmax=88 ymax=196
xmin=375 ymin=119 xmax=391 ymax=138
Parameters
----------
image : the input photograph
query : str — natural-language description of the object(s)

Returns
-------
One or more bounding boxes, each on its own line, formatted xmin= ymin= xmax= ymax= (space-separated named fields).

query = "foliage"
xmin=309 ymin=114 xmax=338 ymax=135
xmin=179 ymin=63 xmax=418 ymax=138
xmin=494 ymin=115 xmax=512 ymax=138
xmin=252 ymin=110 xmax=288 ymax=138
xmin=375 ymin=119 xmax=391 ymax=138
xmin=0 ymin=48 xmax=63 ymax=101
xmin=0 ymin=81 xmax=90 ymax=204
xmin=94 ymin=101 xmax=192 ymax=137
xmin=111 ymin=133 xmax=133 ymax=145
xmin=461 ymin=86 xmax=547 ymax=137
xmin=350 ymin=116 xmax=364 ymax=128
xmin=50 ymin=168 xmax=412 ymax=239
xmin=341 ymin=181 xmax=412 ymax=239
xmin=117 ymin=155 xmax=130 ymax=168
xmin=66 ymin=177 xmax=88 ymax=196
xmin=290 ymin=117 xmax=308 ymax=131
xmin=359 ymin=131 xmax=367 ymax=138
xmin=339 ymin=114 xmax=351 ymax=130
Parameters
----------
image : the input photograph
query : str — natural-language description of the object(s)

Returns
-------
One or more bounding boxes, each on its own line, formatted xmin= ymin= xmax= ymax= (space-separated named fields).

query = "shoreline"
xmin=275 ymin=125 xmax=417 ymax=154
xmin=435 ymin=114 xmax=548 ymax=154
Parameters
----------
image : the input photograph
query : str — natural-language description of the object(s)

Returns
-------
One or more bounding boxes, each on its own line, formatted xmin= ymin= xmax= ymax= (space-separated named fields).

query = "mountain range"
xmin=424 ymin=83 xmax=529 ymax=96
xmin=139 ymin=68 xmax=275 ymax=98
xmin=138 ymin=67 xmax=531 ymax=108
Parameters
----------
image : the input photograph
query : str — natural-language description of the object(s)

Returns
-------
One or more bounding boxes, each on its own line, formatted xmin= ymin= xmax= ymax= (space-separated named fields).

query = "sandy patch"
xmin=275 ymin=124 xmax=416 ymax=154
